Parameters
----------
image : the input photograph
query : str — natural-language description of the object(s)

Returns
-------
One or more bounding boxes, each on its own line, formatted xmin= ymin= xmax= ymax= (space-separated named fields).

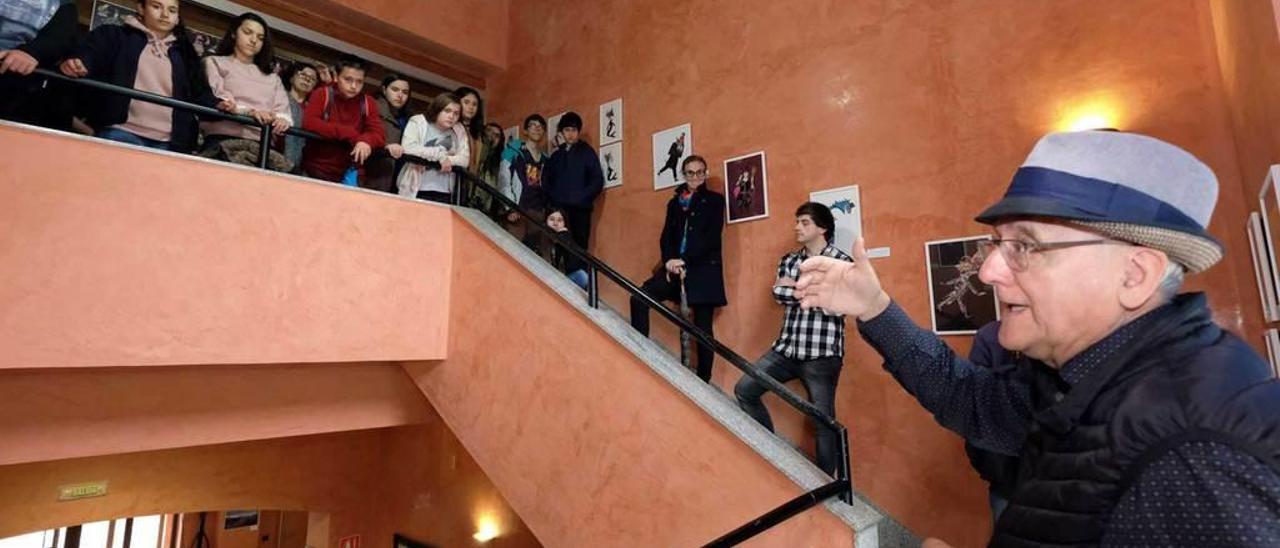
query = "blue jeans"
xmin=566 ymin=269 xmax=589 ymax=290
xmin=96 ymin=127 xmax=171 ymax=150
xmin=734 ymin=349 xmax=844 ymax=475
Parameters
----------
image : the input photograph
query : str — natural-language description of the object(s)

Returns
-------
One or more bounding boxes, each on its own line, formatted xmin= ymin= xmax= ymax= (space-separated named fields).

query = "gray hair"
xmin=1157 ymin=261 xmax=1185 ymax=301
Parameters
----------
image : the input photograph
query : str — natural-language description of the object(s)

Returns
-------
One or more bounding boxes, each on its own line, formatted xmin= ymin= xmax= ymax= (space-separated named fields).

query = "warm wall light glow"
xmin=1055 ymin=98 xmax=1123 ymax=132
xmin=472 ymin=515 xmax=500 ymax=543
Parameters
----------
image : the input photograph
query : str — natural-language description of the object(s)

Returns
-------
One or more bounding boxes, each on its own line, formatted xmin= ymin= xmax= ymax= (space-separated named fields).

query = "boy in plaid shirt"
xmin=734 ymin=202 xmax=852 ymax=474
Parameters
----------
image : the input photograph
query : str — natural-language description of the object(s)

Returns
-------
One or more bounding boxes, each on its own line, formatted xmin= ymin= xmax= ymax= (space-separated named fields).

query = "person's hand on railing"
xmin=350 ymin=142 xmax=372 ymax=164
xmin=247 ymin=110 xmax=289 ymax=135
xmin=439 ymin=157 xmax=453 ymax=172
xmin=386 ymin=144 xmax=404 ymax=159
xmin=795 ymin=237 xmax=891 ymax=321
xmin=506 ymin=212 xmax=520 ymax=223
xmin=0 ymin=50 xmax=39 ymax=75
xmin=214 ymin=99 xmax=237 ymax=113
xmin=59 ymin=58 xmax=88 ymax=78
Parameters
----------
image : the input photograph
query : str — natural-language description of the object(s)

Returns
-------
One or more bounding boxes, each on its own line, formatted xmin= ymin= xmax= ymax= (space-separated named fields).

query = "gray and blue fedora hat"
xmin=975 ymin=130 xmax=1223 ymax=273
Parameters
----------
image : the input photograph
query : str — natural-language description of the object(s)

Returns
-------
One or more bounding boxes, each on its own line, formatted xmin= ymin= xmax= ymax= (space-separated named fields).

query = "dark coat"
xmin=965 ymin=322 xmax=1022 ymax=499
xmin=544 ymin=141 xmax=604 ymax=208
xmin=659 ymin=184 xmax=726 ymax=307
xmin=72 ymin=23 xmax=218 ymax=152
xmin=992 ymin=293 xmax=1280 ymax=546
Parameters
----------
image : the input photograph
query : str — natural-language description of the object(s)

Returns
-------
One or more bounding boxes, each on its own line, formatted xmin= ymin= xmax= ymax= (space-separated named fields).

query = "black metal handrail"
xmin=23 ymin=67 xmax=855 ymax=544
xmin=35 ymin=67 xmax=323 ymax=169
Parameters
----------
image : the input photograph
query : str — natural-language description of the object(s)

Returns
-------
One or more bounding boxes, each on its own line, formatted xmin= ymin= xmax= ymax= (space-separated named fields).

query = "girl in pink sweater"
xmin=200 ymin=13 xmax=291 ymax=165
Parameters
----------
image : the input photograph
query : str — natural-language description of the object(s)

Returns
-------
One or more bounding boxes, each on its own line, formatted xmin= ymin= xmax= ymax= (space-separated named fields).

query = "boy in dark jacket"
xmin=301 ymin=55 xmax=385 ymax=183
xmin=543 ymin=111 xmax=603 ymax=250
xmin=60 ymin=0 xmax=225 ymax=151
xmin=629 ymin=155 xmax=726 ymax=382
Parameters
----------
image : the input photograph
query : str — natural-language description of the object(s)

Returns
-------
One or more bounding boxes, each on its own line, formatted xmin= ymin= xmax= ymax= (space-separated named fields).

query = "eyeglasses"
xmin=683 ymin=169 xmax=708 ymax=178
xmin=976 ymin=238 xmax=1123 ymax=272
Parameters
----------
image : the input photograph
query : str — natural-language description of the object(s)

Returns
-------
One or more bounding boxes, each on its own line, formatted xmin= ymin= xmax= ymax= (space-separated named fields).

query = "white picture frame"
xmin=1258 ymin=165 xmax=1280 ymax=322
xmin=924 ymin=235 xmax=1000 ymax=335
xmin=599 ymin=98 xmax=623 ymax=146
xmin=546 ymin=111 xmax=568 ymax=151
xmin=1248 ymin=212 xmax=1280 ymax=322
xmin=724 ymin=151 xmax=770 ymax=224
xmin=503 ymin=125 xmax=519 ymax=144
xmin=600 ymin=142 xmax=623 ymax=189
xmin=1267 ymin=329 xmax=1280 ymax=378
xmin=809 ymin=185 xmax=863 ymax=254
xmin=652 ymin=123 xmax=693 ymax=190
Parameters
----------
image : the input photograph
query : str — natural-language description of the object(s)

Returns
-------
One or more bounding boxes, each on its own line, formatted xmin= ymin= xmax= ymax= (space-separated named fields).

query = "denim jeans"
xmin=97 ymin=127 xmax=170 ymax=150
xmin=566 ymin=269 xmax=589 ymax=290
xmin=734 ymin=349 xmax=844 ymax=475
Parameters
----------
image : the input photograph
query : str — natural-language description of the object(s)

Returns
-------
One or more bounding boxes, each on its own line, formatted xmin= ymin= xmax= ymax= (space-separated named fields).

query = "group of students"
xmin=0 ymin=0 xmax=500 ymax=196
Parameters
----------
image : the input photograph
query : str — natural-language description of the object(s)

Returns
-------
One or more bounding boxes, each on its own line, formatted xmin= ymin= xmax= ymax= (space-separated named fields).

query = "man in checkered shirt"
xmin=734 ymin=201 xmax=853 ymax=475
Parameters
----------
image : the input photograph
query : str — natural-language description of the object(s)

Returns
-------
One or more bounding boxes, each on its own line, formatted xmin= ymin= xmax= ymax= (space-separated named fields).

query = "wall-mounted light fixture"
xmin=1056 ymin=97 xmax=1123 ymax=132
xmin=472 ymin=515 xmax=499 ymax=543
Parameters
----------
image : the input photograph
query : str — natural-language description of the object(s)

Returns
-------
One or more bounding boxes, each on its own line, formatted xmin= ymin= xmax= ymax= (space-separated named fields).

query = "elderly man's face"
xmin=979 ymin=219 xmax=1133 ymax=367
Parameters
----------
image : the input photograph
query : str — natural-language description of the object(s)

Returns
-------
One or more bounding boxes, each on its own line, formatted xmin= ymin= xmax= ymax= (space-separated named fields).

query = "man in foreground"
xmin=797 ymin=131 xmax=1280 ymax=546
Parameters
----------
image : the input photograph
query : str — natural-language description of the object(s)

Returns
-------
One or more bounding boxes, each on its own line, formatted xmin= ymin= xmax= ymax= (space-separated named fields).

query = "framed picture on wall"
xmin=599 ymin=98 xmax=623 ymax=145
xmin=504 ymin=126 xmax=519 ymax=144
xmin=724 ymin=151 xmax=769 ymax=223
xmin=1258 ymin=165 xmax=1280 ymax=321
xmin=925 ymin=236 xmax=1000 ymax=335
xmin=1267 ymin=329 xmax=1280 ymax=378
xmin=1248 ymin=212 xmax=1280 ymax=321
xmin=393 ymin=533 xmax=438 ymax=548
xmin=809 ymin=185 xmax=863 ymax=254
xmin=546 ymin=111 xmax=568 ymax=151
xmin=652 ymin=123 xmax=692 ymax=190
xmin=600 ymin=141 xmax=623 ymax=189
xmin=90 ymin=0 xmax=134 ymax=30
xmin=223 ymin=510 xmax=259 ymax=530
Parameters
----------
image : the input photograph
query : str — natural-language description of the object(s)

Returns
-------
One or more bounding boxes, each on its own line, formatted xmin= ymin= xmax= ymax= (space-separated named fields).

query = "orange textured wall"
xmin=0 ymin=124 xmax=451 ymax=369
xmin=486 ymin=1 xmax=1255 ymax=545
xmin=1211 ymin=1 xmax=1280 ymax=216
xmin=0 ymin=424 xmax=539 ymax=548
xmin=0 ymin=363 xmax=431 ymax=466
xmin=243 ymin=0 xmax=508 ymax=85
xmin=399 ymin=219 xmax=858 ymax=547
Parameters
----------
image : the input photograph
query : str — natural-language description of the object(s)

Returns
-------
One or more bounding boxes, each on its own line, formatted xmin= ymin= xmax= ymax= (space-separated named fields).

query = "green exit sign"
xmin=58 ymin=481 xmax=108 ymax=501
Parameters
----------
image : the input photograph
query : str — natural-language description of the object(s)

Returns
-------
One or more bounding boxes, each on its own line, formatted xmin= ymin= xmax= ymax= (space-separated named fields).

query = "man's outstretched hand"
xmin=796 ymin=237 xmax=891 ymax=321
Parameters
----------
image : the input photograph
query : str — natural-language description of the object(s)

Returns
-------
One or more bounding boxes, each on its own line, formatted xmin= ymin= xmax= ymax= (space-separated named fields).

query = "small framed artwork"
xmin=1258 ymin=165 xmax=1280 ymax=320
xmin=546 ymin=111 xmax=568 ymax=151
xmin=223 ymin=510 xmax=259 ymax=530
xmin=393 ymin=534 xmax=438 ymax=548
xmin=652 ymin=123 xmax=692 ymax=189
xmin=1267 ymin=329 xmax=1280 ymax=378
xmin=90 ymin=0 xmax=134 ymax=30
xmin=599 ymin=98 xmax=622 ymax=145
xmin=809 ymin=185 xmax=863 ymax=254
xmin=724 ymin=151 xmax=769 ymax=223
xmin=600 ymin=142 xmax=623 ymax=189
xmin=504 ymin=125 xmax=519 ymax=144
xmin=1248 ymin=212 xmax=1280 ymax=321
xmin=925 ymin=236 xmax=1000 ymax=335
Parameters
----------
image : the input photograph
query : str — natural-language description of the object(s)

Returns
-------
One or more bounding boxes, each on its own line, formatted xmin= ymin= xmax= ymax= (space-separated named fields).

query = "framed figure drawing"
xmin=1249 ymin=212 xmax=1280 ymax=321
xmin=599 ymin=98 xmax=622 ymax=145
xmin=504 ymin=125 xmax=519 ymax=144
xmin=809 ymin=185 xmax=863 ymax=254
xmin=546 ymin=111 xmax=568 ymax=151
xmin=925 ymin=236 xmax=1000 ymax=335
xmin=652 ymin=123 xmax=692 ymax=189
xmin=1258 ymin=165 xmax=1280 ymax=320
xmin=724 ymin=151 xmax=769 ymax=223
xmin=600 ymin=142 xmax=622 ymax=189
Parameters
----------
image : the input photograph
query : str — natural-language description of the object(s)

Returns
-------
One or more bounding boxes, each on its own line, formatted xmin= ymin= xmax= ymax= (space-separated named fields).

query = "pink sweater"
xmin=114 ymin=16 xmax=175 ymax=141
xmin=201 ymin=56 xmax=292 ymax=140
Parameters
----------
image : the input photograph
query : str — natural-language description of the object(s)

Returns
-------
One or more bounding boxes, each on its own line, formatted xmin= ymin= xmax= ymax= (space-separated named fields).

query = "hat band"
xmin=1005 ymin=166 xmax=1206 ymax=234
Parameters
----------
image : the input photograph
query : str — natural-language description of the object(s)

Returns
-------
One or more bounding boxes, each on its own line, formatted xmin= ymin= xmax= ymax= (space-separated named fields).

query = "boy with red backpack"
xmin=301 ymin=54 xmax=385 ymax=184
